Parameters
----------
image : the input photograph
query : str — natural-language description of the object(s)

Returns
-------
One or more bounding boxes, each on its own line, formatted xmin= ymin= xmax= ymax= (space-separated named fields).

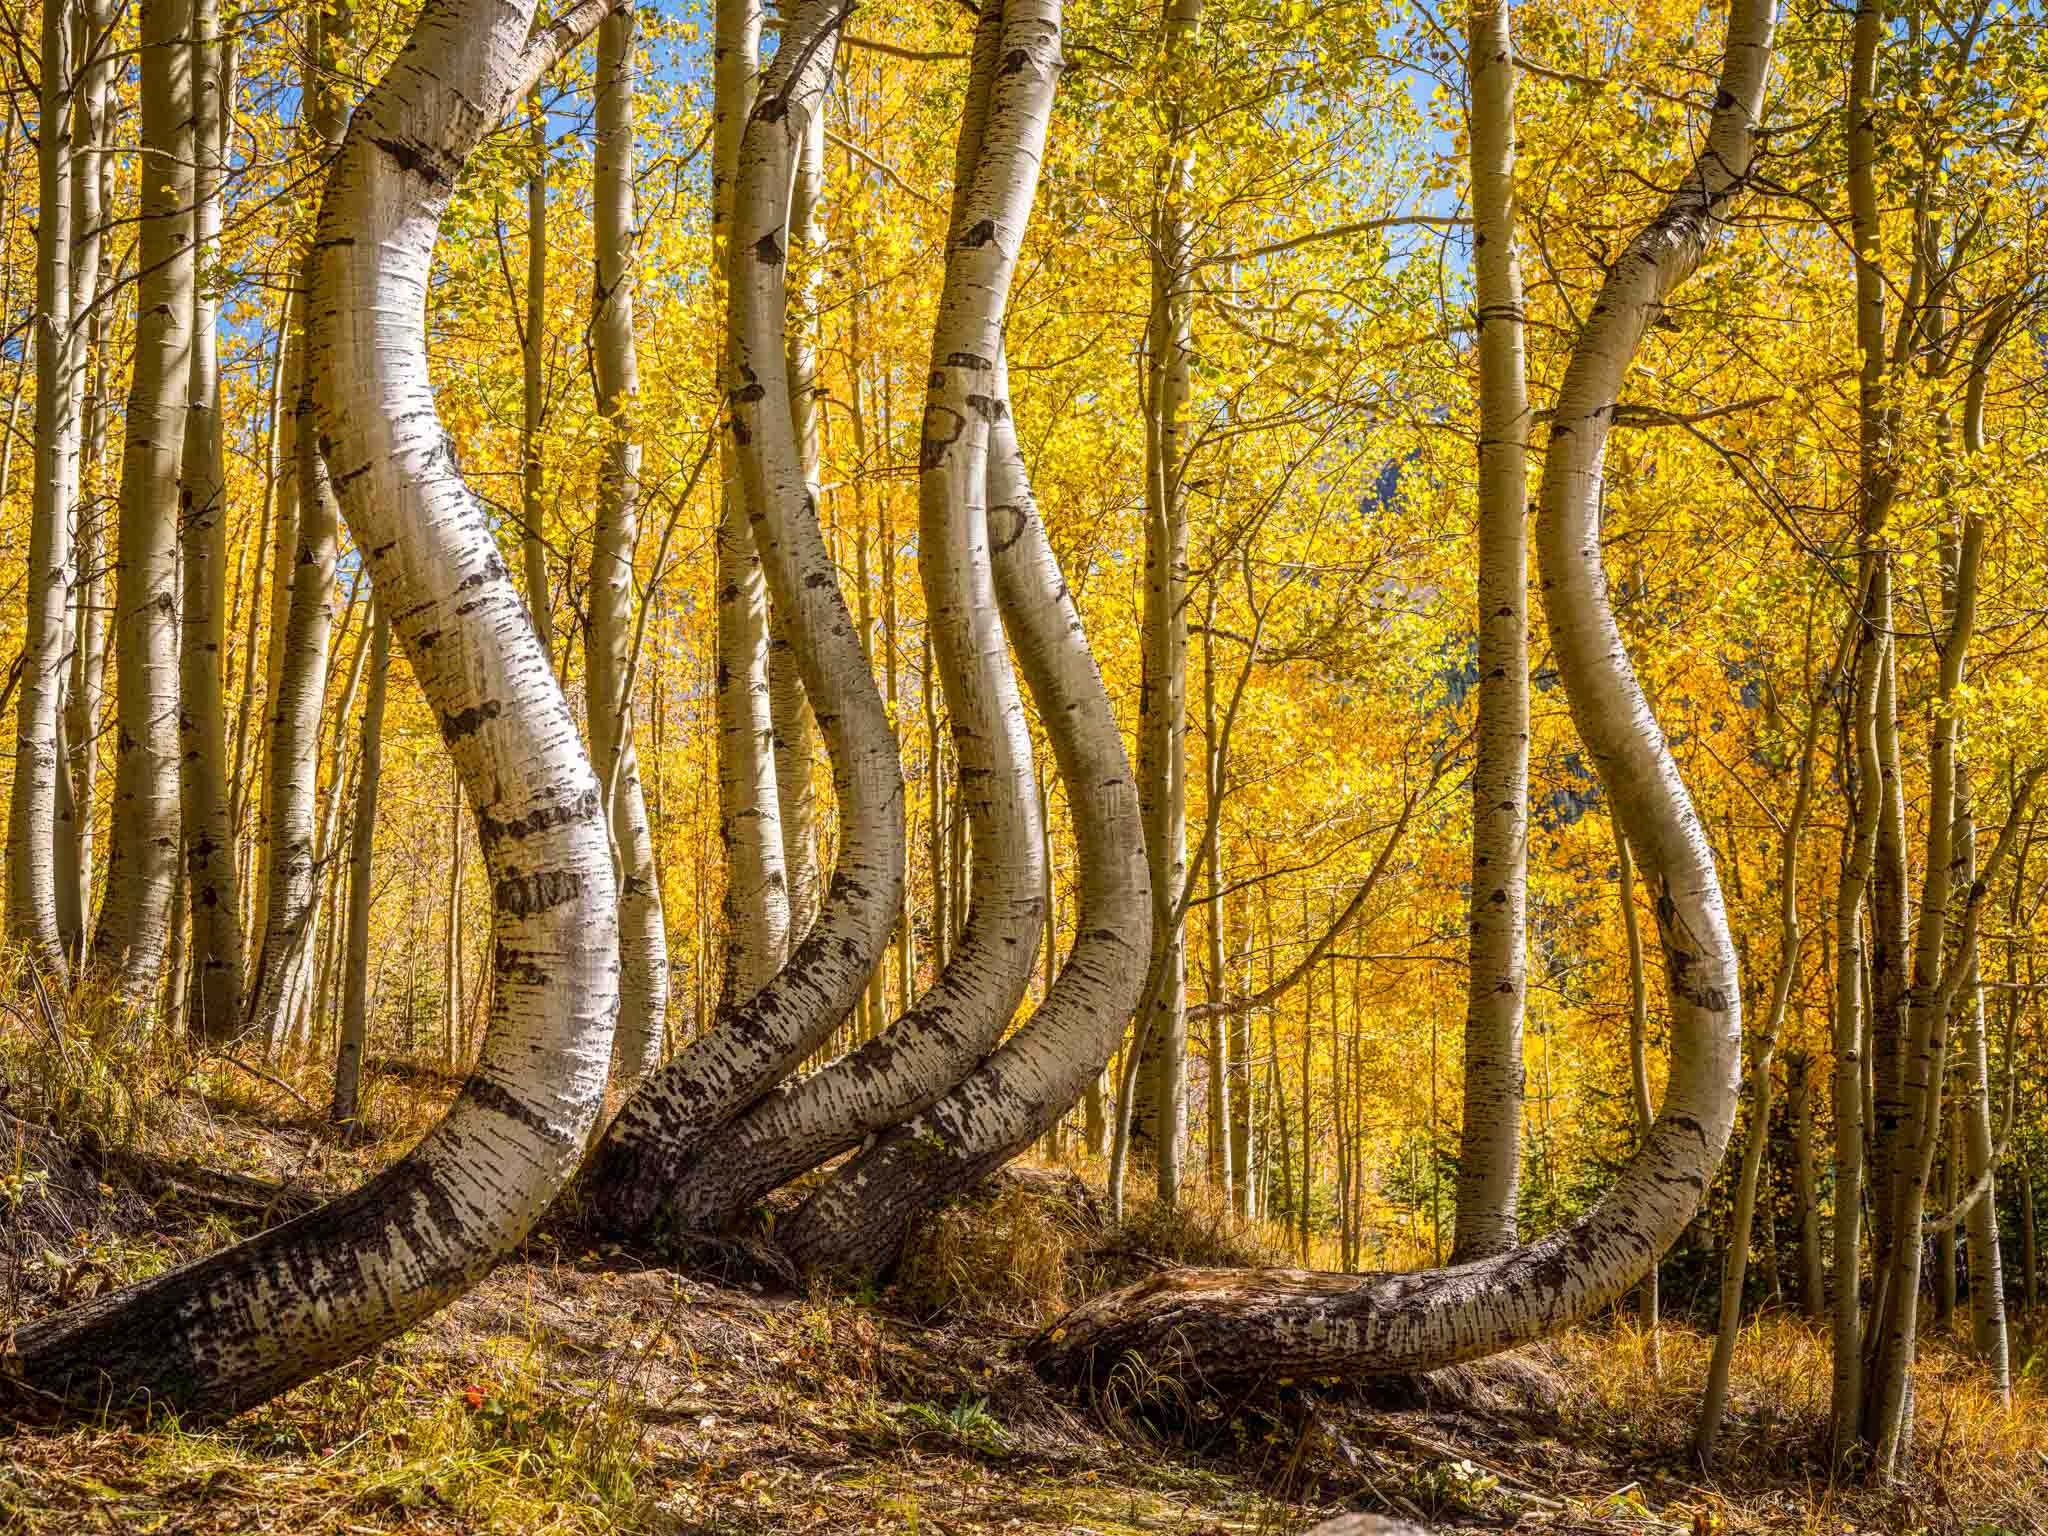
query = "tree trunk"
xmin=1130 ymin=0 xmax=1202 ymax=1208
xmin=710 ymin=0 xmax=789 ymax=1009
xmin=587 ymin=2 xmax=668 ymax=1085
xmin=1202 ymin=591 xmax=1231 ymax=1206
xmin=246 ymin=0 xmax=350 ymax=1050
xmin=330 ymin=609 xmax=388 ymax=1124
xmin=17 ymin=0 xmax=625 ymax=1415
xmin=1616 ymin=826 xmax=1660 ymax=1372
xmin=581 ymin=0 xmax=906 ymax=1237
xmin=1450 ymin=0 xmax=1529 ymax=1268
xmin=520 ymin=87 xmax=553 ymax=662
xmin=770 ymin=97 xmax=826 ymax=942
xmin=9 ymin=0 xmax=75 ymax=982
xmin=1788 ymin=1049 xmax=1826 ymax=1319
xmin=657 ymin=3 xmax=1048 ymax=1233
xmin=179 ymin=0 xmax=245 ymax=1039
xmin=1032 ymin=0 xmax=1770 ymax=1387
xmin=92 ymin=0 xmax=195 ymax=1006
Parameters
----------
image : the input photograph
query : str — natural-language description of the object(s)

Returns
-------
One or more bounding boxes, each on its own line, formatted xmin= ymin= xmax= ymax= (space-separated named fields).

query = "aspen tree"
xmin=331 ymin=608 xmax=388 ymax=1125
xmin=520 ymin=87 xmax=553 ymax=661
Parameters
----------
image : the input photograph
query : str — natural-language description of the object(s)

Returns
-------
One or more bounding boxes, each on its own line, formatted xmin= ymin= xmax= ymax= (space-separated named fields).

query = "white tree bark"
xmin=588 ymin=1 xmax=668 ymax=1084
xmin=1450 ymin=0 xmax=1529 ymax=1265
xmin=179 ymin=0 xmax=245 ymax=1038
xmin=582 ymin=0 xmax=906 ymax=1236
xmin=9 ymin=0 xmax=75 ymax=981
xmin=710 ymin=0 xmax=789 ymax=1007
xmin=12 ymin=0 xmax=620 ymax=1417
xmin=92 ymin=0 xmax=195 ymax=1004
xmin=1033 ymin=0 xmax=1772 ymax=1384
xmin=658 ymin=0 xmax=1050 ymax=1232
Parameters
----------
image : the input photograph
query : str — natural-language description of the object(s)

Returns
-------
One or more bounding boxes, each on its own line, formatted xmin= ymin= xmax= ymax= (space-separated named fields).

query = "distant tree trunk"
xmin=1201 ymin=591 xmax=1231 ymax=1206
xmin=246 ymin=0 xmax=351 ymax=1050
xmin=520 ymin=86 xmax=553 ymax=662
xmin=770 ymin=97 xmax=825 ymax=941
xmin=657 ymin=2 xmax=1047 ymax=1233
xmin=9 ymin=0 xmax=75 ymax=982
xmin=1615 ymin=827 xmax=1659 ymax=1369
xmin=1787 ymin=1049 xmax=1826 ymax=1319
xmin=1131 ymin=0 xmax=1202 ymax=1207
xmin=710 ymin=0 xmax=788 ymax=1008
xmin=180 ymin=0 xmax=245 ymax=1039
xmin=1033 ymin=0 xmax=1770 ymax=1387
xmin=2022 ymin=1172 xmax=2038 ymax=1310
xmin=1956 ymin=911 xmax=2008 ymax=1396
xmin=93 ymin=0 xmax=195 ymax=1006
xmin=12 ymin=0 xmax=623 ymax=1417
xmin=1451 ymin=0 xmax=1530 ymax=1268
xmin=587 ymin=1 xmax=668 ymax=1085
xmin=332 ymin=607 xmax=389 ymax=1125
xmin=445 ymin=772 xmax=466 ymax=1065
xmin=60 ymin=12 xmax=113 ymax=967
xmin=581 ymin=0 xmax=906 ymax=1238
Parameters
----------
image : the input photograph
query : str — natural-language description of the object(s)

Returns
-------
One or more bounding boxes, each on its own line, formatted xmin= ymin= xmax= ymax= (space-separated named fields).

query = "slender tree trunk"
xmin=331 ymin=606 xmax=387 ymax=1125
xmin=1034 ymin=0 xmax=1770 ymax=1386
xmin=520 ymin=86 xmax=553 ymax=660
xmin=770 ymin=97 xmax=825 ymax=941
xmin=9 ymin=0 xmax=76 ymax=981
xmin=588 ymin=1 xmax=668 ymax=1084
xmin=1202 ymin=593 xmax=1231 ymax=1206
xmin=1130 ymin=0 xmax=1203 ymax=1207
xmin=710 ymin=0 xmax=788 ymax=1008
xmin=93 ymin=0 xmax=196 ymax=1005
xmin=1451 ymin=0 xmax=1530 ymax=1267
xmin=1788 ymin=1050 xmax=1826 ymax=1319
xmin=2022 ymin=1172 xmax=2037 ymax=1310
xmin=582 ymin=0 xmax=906 ymax=1237
xmin=1956 ymin=922 xmax=2008 ymax=1396
xmin=247 ymin=0 xmax=350 ymax=1049
xmin=179 ymin=0 xmax=245 ymax=1039
xmin=1615 ymin=827 xmax=1660 ymax=1368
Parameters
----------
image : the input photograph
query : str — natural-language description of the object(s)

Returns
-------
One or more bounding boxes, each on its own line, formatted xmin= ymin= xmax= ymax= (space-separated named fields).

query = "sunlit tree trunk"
xmin=770 ymin=98 xmax=826 ymax=941
xmin=1130 ymin=0 xmax=1203 ymax=1206
xmin=13 ymin=0 xmax=624 ymax=1415
xmin=710 ymin=0 xmax=788 ymax=1007
xmin=582 ymin=0 xmax=906 ymax=1235
xmin=1450 ymin=0 xmax=1530 ymax=1267
xmin=588 ymin=1 xmax=668 ymax=1084
xmin=1616 ymin=827 xmax=1659 ymax=1372
xmin=9 ymin=0 xmax=75 ymax=981
xmin=520 ymin=86 xmax=553 ymax=662
xmin=1033 ymin=0 xmax=1771 ymax=1385
xmin=332 ymin=606 xmax=390 ymax=1125
xmin=179 ymin=0 xmax=245 ymax=1039
xmin=247 ymin=0 xmax=351 ymax=1049
xmin=659 ymin=0 xmax=1047 ymax=1231
xmin=1788 ymin=1049 xmax=1826 ymax=1319
xmin=93 ymin=0 xmax=195 ymax=1005
xmin=1201 ymin=591 xmax=1231 ymax=1205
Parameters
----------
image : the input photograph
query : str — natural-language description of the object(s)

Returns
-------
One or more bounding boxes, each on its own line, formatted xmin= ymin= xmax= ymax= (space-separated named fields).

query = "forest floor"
xmin=0 ymin=1038 xmax=2044 ymax=1535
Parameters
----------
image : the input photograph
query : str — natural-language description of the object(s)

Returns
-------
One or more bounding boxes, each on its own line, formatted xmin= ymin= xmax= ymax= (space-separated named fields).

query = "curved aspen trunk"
xmin=1130 ymin=0 xmax=1202 ymax=1207
xmin=710 ymin=0 xmax=789 ymax=1008
xmin=9 ymin=0 xmax=75 ymax=981
xmin=246 ymin=0 xmax=351 ymax=1050
xmin=782 ymin=340 xmax=1151 ymax=1278
xmin=92 ymin=0 xmax=195 ymax=1005
xmin=520 ymin=88 xmax=553 ymax=663
xmin=1032 ymin=0 xmax=1770 ymax=1386
xmin=582 ymin=0 xmax=905 ymax=1237
xmin=588 ymin=2 xmax=668 ymax=1084
xmin=10 ymin=0 xmax=620 ymax=1418
xmin=769 ymin=100 xmax=826 ymax=941
xmin=179 ymin=0 xmax=245 ymax=1040
xmin=659 ymin=0 xmax=1050 ymax=1232
xmin=1450 ymin=0 xmax=1529 ymax=1266
xmin=332 ymin=605 xmax=390 ymax=1125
